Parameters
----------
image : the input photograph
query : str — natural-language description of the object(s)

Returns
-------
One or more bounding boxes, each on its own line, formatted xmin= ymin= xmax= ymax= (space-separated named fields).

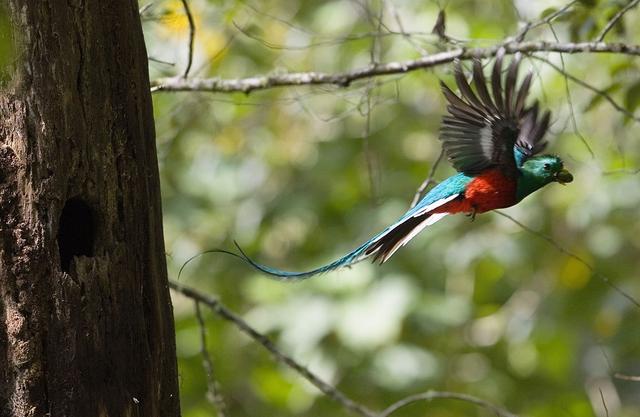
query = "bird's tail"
xmin=228 ymin=207 xmax=452 ymax=280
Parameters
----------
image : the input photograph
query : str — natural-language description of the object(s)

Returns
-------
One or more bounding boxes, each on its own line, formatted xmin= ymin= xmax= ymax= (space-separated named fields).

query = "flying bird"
xmin=233 ymin=50 xmax=573 ymax=279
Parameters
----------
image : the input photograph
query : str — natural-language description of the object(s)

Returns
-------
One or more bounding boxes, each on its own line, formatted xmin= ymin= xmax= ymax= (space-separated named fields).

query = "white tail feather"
xmin=379 ymin=212 xmax=449 ymax=263
xmin=370 ymin=194 xmax=459 ymax=247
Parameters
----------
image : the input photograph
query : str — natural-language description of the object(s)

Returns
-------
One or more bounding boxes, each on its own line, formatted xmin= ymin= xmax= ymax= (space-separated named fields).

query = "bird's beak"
xmin=555 ymin=168 xmax=573 ymax=185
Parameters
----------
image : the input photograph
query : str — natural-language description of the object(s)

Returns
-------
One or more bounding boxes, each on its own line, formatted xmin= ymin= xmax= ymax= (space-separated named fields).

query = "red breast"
xmin=433 ymin=168 xmax=518 ymax=215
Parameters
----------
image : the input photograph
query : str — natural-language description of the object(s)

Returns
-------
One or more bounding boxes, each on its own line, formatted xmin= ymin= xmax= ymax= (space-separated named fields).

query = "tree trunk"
xmin=0 ymin=1 xmax=180 ymax=416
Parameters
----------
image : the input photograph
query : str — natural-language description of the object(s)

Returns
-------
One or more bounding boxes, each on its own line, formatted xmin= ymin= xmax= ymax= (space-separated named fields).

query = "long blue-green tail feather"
xmin=233 ymin=240 xmax=376 ymax=280
xmin=223 ymin=176 xmax=471 ymax=280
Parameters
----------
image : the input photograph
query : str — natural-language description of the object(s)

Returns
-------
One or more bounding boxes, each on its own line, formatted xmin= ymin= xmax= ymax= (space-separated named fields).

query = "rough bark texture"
xmin=0 ymin=1 xmax=180 ymax=416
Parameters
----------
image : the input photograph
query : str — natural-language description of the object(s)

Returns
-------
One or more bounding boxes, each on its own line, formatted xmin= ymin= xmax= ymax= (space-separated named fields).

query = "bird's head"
xmin=516 ymin=155 xmax=573 ymax=202
xmin=522 ymin=155 xmax=573 ymax=185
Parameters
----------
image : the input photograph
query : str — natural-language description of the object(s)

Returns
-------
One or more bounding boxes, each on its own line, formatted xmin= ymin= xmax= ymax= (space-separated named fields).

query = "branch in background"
xmin=602 ymin=168 xmax=640 ymax=175
xmin=599 ymin=388 xmax=611 ymax=417
xmin=179 ymin=0 xmax=196 ymax=78
xmin=379 ymin=390 xmax=519 ymax=417
xmin=150 ymin=41 xmax=640 ymax=93
xmin=546 ymin=24 xmax=594 ymax=156
xmin=531 ymin=55 xmax=640 ymax=123
xmin=596 ymin=0 xmax=640 ymax=42
xmin=389 ymin=1 xmax=432 ymax=54
xmin=232 ymin=21 xmax=433 ymax=51
xmin=169 ymin=280 xmax=378 ymax=417
xmin=139 ymin=2 xmax=155 ymax=16
xmin=511 ymin=0 xmax=577 ymax=42
xmin=407 ymin=174 xmax=640 ymax=308
xmin=362 ymin=1 xmax=384 ymax=203
xmin=148 ymin=56 xmax=176 ymax=66
xmin=410 ymin=150 xmax=444 ymax=208
xmin=494 ymin=211 xmax=640 ymax=309
xmin=194 ymin=301 xmax=228 ymax=417
xmin=171 ymin=281 xmax=519 ymax=417
xmin=614 ymin=373 xmax=640 ymax=382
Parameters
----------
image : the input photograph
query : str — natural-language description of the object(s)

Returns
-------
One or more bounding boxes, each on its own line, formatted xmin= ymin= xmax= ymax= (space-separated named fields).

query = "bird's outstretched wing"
xmin=439 ymin=49 xmax=551 ymax=175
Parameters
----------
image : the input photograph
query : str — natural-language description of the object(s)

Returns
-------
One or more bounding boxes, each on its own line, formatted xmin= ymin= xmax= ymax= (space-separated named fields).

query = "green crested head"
xmin=516 ymin=155 xmax=573 ymax=202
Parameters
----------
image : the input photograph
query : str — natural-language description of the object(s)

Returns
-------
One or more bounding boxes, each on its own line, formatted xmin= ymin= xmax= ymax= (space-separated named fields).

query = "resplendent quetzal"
xmin=233 ymin=50 xmax=573 ymax=279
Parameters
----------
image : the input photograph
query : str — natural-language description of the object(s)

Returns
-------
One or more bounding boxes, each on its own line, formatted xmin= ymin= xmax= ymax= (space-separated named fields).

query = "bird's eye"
xmin=543 ymin=163 xmax=551 ymax=171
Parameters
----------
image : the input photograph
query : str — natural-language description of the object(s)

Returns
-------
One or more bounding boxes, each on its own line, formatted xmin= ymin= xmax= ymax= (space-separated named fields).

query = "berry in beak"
xmin=555 ymin=168 xmax=573 ymax=185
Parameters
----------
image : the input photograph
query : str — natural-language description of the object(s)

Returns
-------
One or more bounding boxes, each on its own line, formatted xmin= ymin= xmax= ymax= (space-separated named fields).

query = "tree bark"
xmin=0 ymin=1 xmax=180 ymax=416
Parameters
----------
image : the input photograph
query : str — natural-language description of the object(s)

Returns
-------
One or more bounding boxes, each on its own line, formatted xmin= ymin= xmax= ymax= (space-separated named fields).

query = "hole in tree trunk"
xmin=57 ymin=197 xmax=95 ymax=272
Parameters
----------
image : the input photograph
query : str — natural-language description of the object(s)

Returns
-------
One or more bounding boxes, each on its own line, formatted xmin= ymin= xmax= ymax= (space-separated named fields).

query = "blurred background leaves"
xmin=140 ymin=0 xmax=640 ymax=416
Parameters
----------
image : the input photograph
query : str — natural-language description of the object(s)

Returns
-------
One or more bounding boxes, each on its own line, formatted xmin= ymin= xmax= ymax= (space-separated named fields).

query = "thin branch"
xmin=495 ymin=211 xmax=640 ymax=309
xmin=531 ymin=55 xmax=640 ymax=123
xmin=362 ymin=84 xmax=380 ymax=203
xmin=409 ymin=175 xmax=638 ymax=310
xmin=599 ymin=388 xmax=610 ymax=417
xmin=173 ymin=281 xmax=522 ymax=417
xmin=179 ymin=0 xmax=196 ymax=78
xmin=232 ymin=21 xmax=434 ymax=51
xmin=241 ymin=1 xmax=315 ymax=35
xmin=405 ymin=175 xmax=639 ymax=308
xmin=603 ymin=167 xmax=640 ymax=175
xmin=362 ymin=0 xmax=384 ymax=202
xmin=614 ymin=373 xmax=640 ymax=382
xmin=410 ymin=150 xmax=444 ymax=208
xmin=546 ymin=24 xmax=594 ymax=156
xmin=148 ymin=56 xmax=175 ymax=66
xmin=511 ymin=0 xmax=577 ymax=42
xmin=596 ymin=0 xmax=640 ymax=42
xmin=194 ymin=301 xmax=228 ymax=417
xmin=378 ymin=390 xmax=519 ymax=417
xmin=388 ymin=1 xmax=430 ymax=55
xmin=139 ymin=2 xmax=155 ymax=16
xmin=169 ymin=280 xmax=377 ymax=417
xmin=151 ymin=41 xmax=640 ymax=93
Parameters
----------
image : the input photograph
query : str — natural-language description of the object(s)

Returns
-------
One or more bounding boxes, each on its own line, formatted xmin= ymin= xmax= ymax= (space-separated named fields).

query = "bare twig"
xmin=546 ymin=24 xmax=594 ymax=156
xmin=139 ymin=2 xmax=155 ymax=16
xmin=495 ymin=211 xmax=640 ymax=309
xmin=179 ymin=0 xmax=196 ymax=78
xmin=531 ymin=55 xmax=640 ymax=123
xmin=148 ymin=56 xmax=176 ymax=66
xmin=614 ymin=373 xmax=640 ymax=381
xmin=410 ymin=150 xmax=444 ymax=208
xmin=511 ymin=0 xmax=577 ymax=42
xmin=172 ymin=280 xmax=522 ymax=417
xmin=362 ymin=1 xmax=384 ymax=202
xmin=362 ymin=85 xmax=380 ymax=203
xmin=602 ymin=168 xmax=640 ymax=175
xmin=194 ymin=301 xmax=228 ymax=417
xmin=379 ymin=390 xmax=519 ymax=417
xmin=169 ymin=280 xmax=377 ymax=417
xmin=405 ymin=173 xmax=639 ymax=308
xmin=599 ymin=388 xmax=610 ymax=417
xmin=596 ymin=0 xmax=640 ymax=42
xmin=388 ymin=1 xmax=430 ymax=55
xmin=407 ymin=174 xmax=638 ymax=309
xmin=151 ymin=41 xmax=640 ymax=93
xmin=232 ymin=21 xmax=433 ymax=51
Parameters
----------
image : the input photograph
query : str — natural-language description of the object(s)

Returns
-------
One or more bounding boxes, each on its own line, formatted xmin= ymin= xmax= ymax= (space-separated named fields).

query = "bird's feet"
xmin=466 ymin=207 xmax=477 ymax=222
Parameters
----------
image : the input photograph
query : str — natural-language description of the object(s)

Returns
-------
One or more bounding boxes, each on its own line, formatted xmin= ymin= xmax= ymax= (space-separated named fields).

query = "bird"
xmin=231 ymin=49 xmax=573 ymax=280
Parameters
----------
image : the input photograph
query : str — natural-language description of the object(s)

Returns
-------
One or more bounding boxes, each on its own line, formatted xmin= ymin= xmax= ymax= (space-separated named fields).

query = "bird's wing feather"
xmin=439 ymin=50 xmax=551 ymax=173
xmin=515 ymin=102 xmax=550 ymax=158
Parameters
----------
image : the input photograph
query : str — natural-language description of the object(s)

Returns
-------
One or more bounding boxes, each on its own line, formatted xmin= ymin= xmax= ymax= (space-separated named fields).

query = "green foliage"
xmin=142 ymin=0 xmax=640 ymax=416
